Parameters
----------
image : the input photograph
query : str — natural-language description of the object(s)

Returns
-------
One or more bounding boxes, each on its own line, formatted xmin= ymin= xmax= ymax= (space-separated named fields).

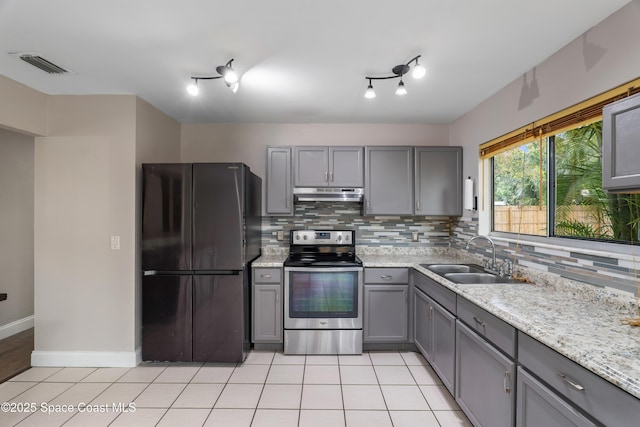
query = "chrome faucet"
xmin=465 ymin=235 xmax=497 ymax=272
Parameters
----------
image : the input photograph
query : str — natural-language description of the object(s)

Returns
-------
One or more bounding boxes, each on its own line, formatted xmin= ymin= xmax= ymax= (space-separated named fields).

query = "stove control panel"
xmin=291 ymin=230 xmax=354 ymax=245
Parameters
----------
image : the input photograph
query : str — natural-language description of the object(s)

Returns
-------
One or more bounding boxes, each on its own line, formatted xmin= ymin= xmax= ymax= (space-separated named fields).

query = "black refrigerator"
xmin=141 ymin=163 xmax=261 ymax=363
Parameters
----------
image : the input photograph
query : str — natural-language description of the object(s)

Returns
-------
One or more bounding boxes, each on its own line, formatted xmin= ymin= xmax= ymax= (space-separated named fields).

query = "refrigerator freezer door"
xmin=142 ymin=275 xmax=193 ymax=362
xmin=141 ymin=164 xmax=193 ymax=271
xmin=193 ymin=164 xmax=245 ymax=270
xmin=193 ymin=273 xmax=248 ymax=363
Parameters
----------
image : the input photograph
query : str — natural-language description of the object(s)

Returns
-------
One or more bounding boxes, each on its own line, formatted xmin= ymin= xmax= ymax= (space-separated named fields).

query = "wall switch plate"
xmin=411 ymin=231 xmax=419 ymax=242
xmin=277 ymin=230 xmax=284 ymax=241
xmin=110 ymin=235 xmax=120 ymax=250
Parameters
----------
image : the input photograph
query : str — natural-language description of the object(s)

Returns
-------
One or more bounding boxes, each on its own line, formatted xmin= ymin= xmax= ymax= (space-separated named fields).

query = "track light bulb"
xmin=395 ymin=80 xmax=407 ymax=96
xmin=224 ymin=68 xmax=238 ymax=84
xmin=412 ymin=63 xmax=427 ymax=79
xmin=187 ymin=81 xmax=199 ymax=96
xmin=364 ymin=83 xmax=376 ymax=99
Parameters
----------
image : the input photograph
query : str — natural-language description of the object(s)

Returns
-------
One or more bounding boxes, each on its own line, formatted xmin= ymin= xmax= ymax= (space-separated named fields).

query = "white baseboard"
xmin=31 ymin=351 xmax=138 ymax=367
xmin=0 ymin=315 xmax=34 ymax=340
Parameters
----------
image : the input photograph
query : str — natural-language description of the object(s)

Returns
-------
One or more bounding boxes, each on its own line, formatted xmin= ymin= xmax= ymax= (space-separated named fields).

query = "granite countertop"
xmin=252 ymin=247 xmax=640 ymax=399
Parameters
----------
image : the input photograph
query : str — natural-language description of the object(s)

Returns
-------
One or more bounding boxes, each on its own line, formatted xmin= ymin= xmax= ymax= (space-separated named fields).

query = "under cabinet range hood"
xmin=293 ymin=187 xmax=364 ymax=203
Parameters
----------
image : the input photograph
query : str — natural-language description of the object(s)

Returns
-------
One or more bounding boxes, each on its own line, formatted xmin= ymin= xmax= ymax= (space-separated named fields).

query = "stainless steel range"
xmin=283 ymin=229 xmax=363 ymax=355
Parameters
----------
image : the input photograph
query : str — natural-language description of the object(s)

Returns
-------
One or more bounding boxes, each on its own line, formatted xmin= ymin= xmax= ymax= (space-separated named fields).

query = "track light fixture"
xmin=187 ymin=58 xmax=239 ymax=96
xmin=364 ymin=55 xmax=426 ymax=98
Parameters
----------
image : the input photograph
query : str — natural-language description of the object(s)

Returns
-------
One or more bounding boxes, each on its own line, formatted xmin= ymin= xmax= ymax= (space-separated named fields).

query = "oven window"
xmin=289 ymin=271 xmax=358 ymax=318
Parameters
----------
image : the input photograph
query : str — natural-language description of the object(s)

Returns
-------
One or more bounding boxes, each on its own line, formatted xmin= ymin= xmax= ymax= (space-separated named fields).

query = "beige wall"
xmin=0 ymin=128 xmax=34 ymax=335
xmin=450 ymin=1 xmax=640 ymax=195
xmin=181 ymin=123 xmax=450 ymax=203
xmin=134 ymin=98 xmax=181 ymax=349
xmin=34 ymin=95 xmax=138 ymax=364
xmin=0 ymin=75 xmax=47 ymax=136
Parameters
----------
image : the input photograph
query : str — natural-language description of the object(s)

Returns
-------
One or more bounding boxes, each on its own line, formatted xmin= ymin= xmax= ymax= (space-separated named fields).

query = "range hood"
xmin=294 ymin=187 xmax=364 ymax=203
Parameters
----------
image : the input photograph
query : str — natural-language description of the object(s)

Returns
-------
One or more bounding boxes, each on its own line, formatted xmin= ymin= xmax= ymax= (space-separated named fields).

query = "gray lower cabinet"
xmin=414 ymin=287 xmax=455 ymax=393
xmin=414 ymin=146 xmax=462 ymax=216
xmin=266 ymin=146 xmax=292 ymax=215
xmin=252 ymin=268 xmax=283 ymax=343
xmin=364 ymin=146 xmax=414 ymax=215
xmin=516 ymin=367 xmax=597 ymax=427
xmin=456 ymin=321 xmax=515 ymax=427
xmin=364 ymin=268 xmax=409 ymax=342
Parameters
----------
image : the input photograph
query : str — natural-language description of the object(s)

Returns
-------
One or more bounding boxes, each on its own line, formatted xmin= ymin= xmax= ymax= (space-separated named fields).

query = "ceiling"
xmin=0 ymin=0 xmax=631 ymax=124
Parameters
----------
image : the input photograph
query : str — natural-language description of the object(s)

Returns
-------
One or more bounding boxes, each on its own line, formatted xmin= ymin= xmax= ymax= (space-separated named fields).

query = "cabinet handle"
xmin=416 ymin=200 xmax=421 ymax=211
xmin=473 ymin=316 xmax=486 ymax=327
xmin=429 ymin=305 xmax=433 ymax=320
xmin=285 ymin=197 xmax=290 ymax=208
xmin=404 ymin=290 xmax=407 ymax=302
xmin=330 ymin=171 xmax=334 ymax=182
xmin=261 ymin=274 xmax=272 ymax=279
xmin=325 ymin=172 xmax=329 ymax=182
xmin=504 ymin=371 xmax=511 ymax=393
xmin=276 ymin=293 xmax=279 ymax=303
xmin=380 ymin=275 xmax=392 ymax=281
xmin=558 ymin=373 xmax=585 ymax=391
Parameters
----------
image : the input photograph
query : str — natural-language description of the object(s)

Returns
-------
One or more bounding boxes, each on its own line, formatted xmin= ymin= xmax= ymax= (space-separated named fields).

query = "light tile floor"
xmin=0 ymin=351 xmax=472 ymax=427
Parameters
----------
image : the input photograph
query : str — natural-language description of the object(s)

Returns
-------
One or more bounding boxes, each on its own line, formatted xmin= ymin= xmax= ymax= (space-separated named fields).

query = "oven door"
xmin=284 ymin=266 xmax=363 ymax=329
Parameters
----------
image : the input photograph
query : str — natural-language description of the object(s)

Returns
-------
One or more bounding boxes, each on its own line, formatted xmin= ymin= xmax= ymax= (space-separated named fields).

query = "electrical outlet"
xmin=411 ymin=231 xmax=419 ymax=242
xmin=277 ymin=230 xmax=284 ymax=241
xmin=110 ymin=235 xmax=120 ymax=250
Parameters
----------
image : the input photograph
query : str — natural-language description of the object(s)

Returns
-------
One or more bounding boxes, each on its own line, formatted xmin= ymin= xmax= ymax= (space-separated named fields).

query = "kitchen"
xmin=1 ymin=1 xmax=640 ymax=426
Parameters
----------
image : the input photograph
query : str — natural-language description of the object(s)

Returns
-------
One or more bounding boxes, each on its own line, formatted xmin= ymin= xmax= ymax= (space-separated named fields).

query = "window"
xmin=492 ymin=121 xmax=640 ymax=244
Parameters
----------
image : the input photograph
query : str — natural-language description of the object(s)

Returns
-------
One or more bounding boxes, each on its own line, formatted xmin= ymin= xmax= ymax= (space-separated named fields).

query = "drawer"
xmin=253 ymin=268 xmax=282 ymax=284
xmin=413 ymin=270 xmax=456 ymax=314
xmin=518 ymin=332 xmax=640 ymax=427
xmin=365 ymin=268 xmax=409 ymax=284
xmin=456 ymin=297 xmax=516 ymax=357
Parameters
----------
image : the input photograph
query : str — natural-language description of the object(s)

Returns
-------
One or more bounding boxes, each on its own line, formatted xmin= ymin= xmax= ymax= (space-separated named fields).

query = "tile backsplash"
xmin=451 ymin=216 xmax=640 ymax=295
xmin=262 ymin=202 xmax=453 ymax=247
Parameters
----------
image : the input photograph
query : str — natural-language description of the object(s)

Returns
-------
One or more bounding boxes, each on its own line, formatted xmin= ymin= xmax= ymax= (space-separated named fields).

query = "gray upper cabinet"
xmin=294 ymin=146 xmax=363 ymax=187
xmin=364 ymin=146 xmax=414 ymax=215
xmin=414 ymin=147 xmax=462 ymax=216
xmin=603 ymin=93 xmax=640 ymax=192
xmin=266 ymin=147 xmax=293 ymax=215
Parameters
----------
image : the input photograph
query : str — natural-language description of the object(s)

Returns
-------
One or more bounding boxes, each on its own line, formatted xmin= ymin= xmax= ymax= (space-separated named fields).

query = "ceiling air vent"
xmin=18 ymin=54 xmax=68 ymax=74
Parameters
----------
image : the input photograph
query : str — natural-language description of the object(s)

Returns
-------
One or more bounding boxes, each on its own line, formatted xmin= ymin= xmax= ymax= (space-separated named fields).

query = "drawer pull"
xmin=558 ymin=373 xmax=585 ymax=391
xmin=261 ymin=274 xmax=272 ymax=279
xmin=429 ymin=305 xmax=433 ymax=320
xmin=380 ymin=275 xmax=392 ymax=281
xmin=504 ymin=371 xmax=511 ymax=393
xmin=473 ymin=316 xmax=486 ymax=327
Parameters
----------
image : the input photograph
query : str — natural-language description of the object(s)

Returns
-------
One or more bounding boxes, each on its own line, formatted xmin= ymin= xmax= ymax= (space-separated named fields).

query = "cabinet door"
xmin=364 ymin=285 xmax=408 ymax=342
xmin=603 ymin=93 xmax=640 ymax=192
xmin=414 ymin=147 xmax=462 ymax=216
xmin=193 ymin=274 xmax=247 ymax=363
xmin=430 ymin=297 xmax=456 ymax=394
xmin=294 ymin=146 xmax=329 ymax=186
xmin=142 ymin=275 xmax=192 ymax=362
xmin=413 ymin=288 xmax=432 ymax=358
xmin=364 ymin=146 xmax=414 ymax=215
xmin=329 ymin=146 xmax=364 ymax=187
xmin=266 ymin=147 xmax=293 ymax=215
xmin=516 ymin=367 xmax=597 ymax=427
xmin=456 ymin=321 xmax=515 ymax=427
xmin=253 ymin=284 xmax=283 ymax=343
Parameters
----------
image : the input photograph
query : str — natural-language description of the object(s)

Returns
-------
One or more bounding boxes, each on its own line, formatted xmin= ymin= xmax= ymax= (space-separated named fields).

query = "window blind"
xmin=479 ymin=77 xmax=640 ymax=159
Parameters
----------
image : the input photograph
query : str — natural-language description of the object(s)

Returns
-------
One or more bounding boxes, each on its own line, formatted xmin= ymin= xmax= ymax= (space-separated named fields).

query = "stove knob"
xmin=303 ymin=235 xmax=308 ymax=240
xmin=345 ymin=235 xmax=349 ymax=241
xmin=337 ymin=235 xmax=342 ymax=242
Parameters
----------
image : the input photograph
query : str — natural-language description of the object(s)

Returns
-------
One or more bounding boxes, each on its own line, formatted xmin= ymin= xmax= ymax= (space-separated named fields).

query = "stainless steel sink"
xmin=422 ymin=264 xmax=485 ymax=274
xmin=443 ymin=272 xmax=519 ymax=284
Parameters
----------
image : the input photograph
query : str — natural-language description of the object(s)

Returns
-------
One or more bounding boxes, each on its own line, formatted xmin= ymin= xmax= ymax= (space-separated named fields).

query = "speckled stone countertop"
xmin=252 ymin=246 xmax=640 ymax=399
xmin=252 ymin=247 xmax=288 ymax=267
